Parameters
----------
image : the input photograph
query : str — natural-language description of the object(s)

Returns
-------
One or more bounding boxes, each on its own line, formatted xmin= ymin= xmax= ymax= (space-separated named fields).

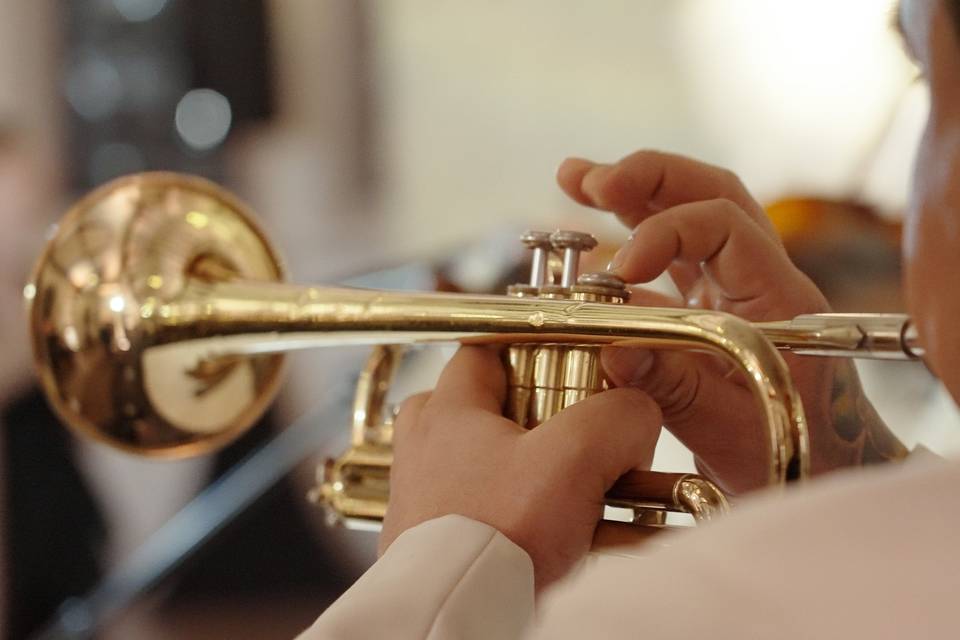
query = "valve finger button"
xmin=574 ymin=271 xmax=629 ymax=302
xmin=521 ymin=230 xmax=553 ymax=287
xmin=550 ymin=230 xmax=598 ymax=288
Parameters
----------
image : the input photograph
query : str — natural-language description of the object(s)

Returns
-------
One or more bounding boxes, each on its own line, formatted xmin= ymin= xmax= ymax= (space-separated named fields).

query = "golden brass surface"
xmin=316 ymin=348 xmax=732 ymax=530
xmin=605 ymin=471 xmax=730 ymax=523
xmin=27 ymin=172 xmax=286 ymax=457
xmin=28 ymin=172 xmax=923 ymax=530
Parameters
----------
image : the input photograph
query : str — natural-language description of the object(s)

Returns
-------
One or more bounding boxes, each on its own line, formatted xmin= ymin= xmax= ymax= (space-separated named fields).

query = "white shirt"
xmin=299 ymin=455 xmax=960 ymax=639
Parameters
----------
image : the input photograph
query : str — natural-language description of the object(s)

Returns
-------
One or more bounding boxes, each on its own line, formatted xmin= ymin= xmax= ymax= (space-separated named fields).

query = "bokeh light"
xmin=112 ymin=0 xmax=167 ymax=23
xmin=174 ymin=88 xmax=233 ymax=151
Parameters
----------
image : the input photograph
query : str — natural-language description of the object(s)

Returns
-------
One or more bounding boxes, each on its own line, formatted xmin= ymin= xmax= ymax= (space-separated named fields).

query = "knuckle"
xmin=644 ymin=364 xmax=700 ymax=418
xmin=621 ymin=148 xmax=657 ymax=166
xmin=532 ymin=422 xmax=593 ymax=475
xmin=593 ymin=390 xmax=661 ymax=455
xmin=614 ymin=387 xmax=662 ymax=424
xmin=393 ymin=392 xmax=430 ymax=435
xmin=554 ymin=441 xmax=595 ymax=482
xmin=591 ymin=163 xmax=630 ymax=209
xmin=719 ymin=167 xmax=745 ymax=190
xmin=415 ymin=402 xmax=444 ymax=430
xmin=397 ymin=392 xmax=428 ymax=416
xmin=712 ymin=197 xmax=742 ymax=219
xmin=662 ymin=367 xmax=701 ymax=417
xmin=606 ymin=161 xmax=631 ymax=187
xmin=394 ymin=397 xmax=415 ymax=422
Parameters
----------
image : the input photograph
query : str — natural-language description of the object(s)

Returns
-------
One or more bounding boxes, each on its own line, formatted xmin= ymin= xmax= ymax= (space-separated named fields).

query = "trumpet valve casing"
xmin=504 ymin=245 xmax=629 ymax=427
xmin=318 ymin=232 xmax=693 ymax=531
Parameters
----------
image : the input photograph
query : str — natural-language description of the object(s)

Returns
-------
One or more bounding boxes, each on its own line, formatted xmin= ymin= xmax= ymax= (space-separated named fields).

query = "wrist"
xmin=821 ymin=359 xmax=908 ymax=470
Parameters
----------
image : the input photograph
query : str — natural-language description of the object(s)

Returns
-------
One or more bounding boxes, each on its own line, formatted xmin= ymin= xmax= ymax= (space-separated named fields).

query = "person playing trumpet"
xmin=302 ymin=0 xmax=960 ymax=636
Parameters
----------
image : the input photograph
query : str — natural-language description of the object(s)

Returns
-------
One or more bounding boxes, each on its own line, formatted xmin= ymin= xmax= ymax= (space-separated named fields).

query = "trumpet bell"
xmin=26 ymin=172 xmax=287 ymax=457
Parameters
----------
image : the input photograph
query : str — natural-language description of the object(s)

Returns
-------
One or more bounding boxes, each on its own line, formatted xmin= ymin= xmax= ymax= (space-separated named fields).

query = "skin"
xmin=379 ymin=347 xmax=661 ymax=590
xmin=556 ymin=153 xmax=906 ymax=492
xmin=381 ymin=0 xmax=949 ymax=590
xmin=902 ymin=0 xmax=960 ymax=399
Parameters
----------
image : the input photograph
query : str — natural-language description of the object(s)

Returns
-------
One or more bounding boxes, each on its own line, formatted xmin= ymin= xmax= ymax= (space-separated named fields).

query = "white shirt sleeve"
xmin=532 ymin=456 xmax=960 ymax=639
xmin=297 ymin=514 xmax=534 ymax=640
xmin=300 ymin=457 xmax=960 ymax=640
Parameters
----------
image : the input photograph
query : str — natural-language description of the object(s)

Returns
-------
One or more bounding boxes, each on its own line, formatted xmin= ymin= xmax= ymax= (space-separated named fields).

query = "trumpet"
xmin=27 ymin=172 xmax=921 ymax=530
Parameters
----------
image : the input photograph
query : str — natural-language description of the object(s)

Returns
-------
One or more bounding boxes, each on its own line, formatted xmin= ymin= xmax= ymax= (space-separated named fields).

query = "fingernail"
xmin=607 ymin=244 xmax=628 ymax=272
xmin=602 ymin=348 xmax=655 ymax=387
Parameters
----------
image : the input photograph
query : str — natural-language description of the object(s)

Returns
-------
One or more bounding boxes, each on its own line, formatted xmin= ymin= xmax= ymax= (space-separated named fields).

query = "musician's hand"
xmin=379 ymin=346 xmax=661 ymax=590
xmin=557 ymin=151 xmax=906 ymax=494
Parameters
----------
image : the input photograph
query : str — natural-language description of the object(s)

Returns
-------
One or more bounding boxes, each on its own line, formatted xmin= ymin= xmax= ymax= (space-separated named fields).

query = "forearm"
xmin=299 ymin=515 xmax=534 ymax=640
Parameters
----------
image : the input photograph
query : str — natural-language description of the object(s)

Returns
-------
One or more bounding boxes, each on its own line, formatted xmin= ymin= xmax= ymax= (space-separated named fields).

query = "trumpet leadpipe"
xmin=157 ymin=282 xmax=920 ymax=362
xmin=756 ymin=313 xmax=921 ymax=360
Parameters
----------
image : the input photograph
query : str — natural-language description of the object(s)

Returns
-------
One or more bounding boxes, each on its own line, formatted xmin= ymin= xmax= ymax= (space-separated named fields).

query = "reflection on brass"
xmin=27 ymin=173 xmax=285 ymax=457
xmin=319 ymin=347 xmax=731 ymax=531
xmin=310 ymin=345 xmax=396 ymax=530
xmin=28 ymin=172 xmax=922 ymax=528
xmin=318 ymin=245 xmax=731 ymax=529
xmin=606 ymin=470 xmax=730 ymax=523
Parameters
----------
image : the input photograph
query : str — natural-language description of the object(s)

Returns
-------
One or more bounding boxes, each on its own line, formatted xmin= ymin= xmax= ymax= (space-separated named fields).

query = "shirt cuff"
xmin=299 ymin=514 xmax=534 ymax=640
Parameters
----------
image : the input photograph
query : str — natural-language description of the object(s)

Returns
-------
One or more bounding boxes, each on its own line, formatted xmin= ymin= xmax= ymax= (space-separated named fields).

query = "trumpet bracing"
xmin=26 ymin=173 xmax=921 ymax=529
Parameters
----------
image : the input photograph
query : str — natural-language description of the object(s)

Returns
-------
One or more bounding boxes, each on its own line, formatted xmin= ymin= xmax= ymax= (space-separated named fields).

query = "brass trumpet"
xmin=27 ymin=172 xmax=921 ymax=530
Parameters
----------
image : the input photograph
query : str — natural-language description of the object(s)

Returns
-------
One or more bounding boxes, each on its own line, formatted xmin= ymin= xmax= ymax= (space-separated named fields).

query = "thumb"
xmin=429 ymin=345 xmax=506 ymax=415
xmin=530 ymin=388 xmax=662 ymax=488
xmin=601 ymin=346 xmax=769 ymax=493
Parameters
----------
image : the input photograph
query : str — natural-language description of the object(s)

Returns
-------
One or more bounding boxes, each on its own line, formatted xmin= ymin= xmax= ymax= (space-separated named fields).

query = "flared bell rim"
xmin=25 ymin=171 xmax=288 ymax=458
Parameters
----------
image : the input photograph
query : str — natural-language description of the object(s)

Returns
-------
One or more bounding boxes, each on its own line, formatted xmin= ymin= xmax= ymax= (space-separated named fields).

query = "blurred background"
xmin=0 ymin=0 xmax=954 ymax=638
